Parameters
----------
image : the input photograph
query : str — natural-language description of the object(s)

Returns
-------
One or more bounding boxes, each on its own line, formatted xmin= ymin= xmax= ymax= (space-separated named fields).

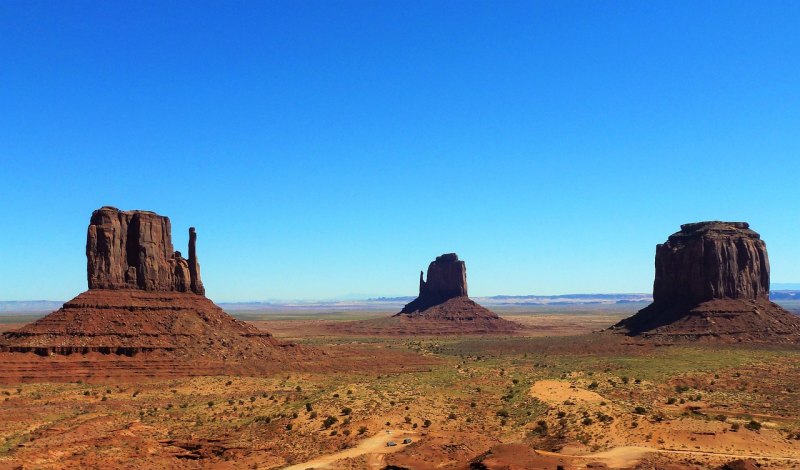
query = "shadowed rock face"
xmin=86 ymin=206 xmax=204 ymax=294
xmin=400 ymin=253 xmax=468 ymax=314
xmin=653 ymin=221 xmax=769 ymax=305
xmin=615 ymin=221 xmax=800 ymax=340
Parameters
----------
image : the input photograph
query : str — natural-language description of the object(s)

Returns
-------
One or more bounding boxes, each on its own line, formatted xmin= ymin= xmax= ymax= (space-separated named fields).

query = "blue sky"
xmin=2 ymin=1 xmax=799 ymax=301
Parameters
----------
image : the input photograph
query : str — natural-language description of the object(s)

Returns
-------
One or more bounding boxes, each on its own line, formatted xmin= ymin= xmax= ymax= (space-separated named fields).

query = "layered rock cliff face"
xmin=86 ymin=206 xmax=204 ymax=294
xmin=652 ymin=222 xmax=769 ymax=305
xmin=615 ymin=221 xmax=800 ymax=340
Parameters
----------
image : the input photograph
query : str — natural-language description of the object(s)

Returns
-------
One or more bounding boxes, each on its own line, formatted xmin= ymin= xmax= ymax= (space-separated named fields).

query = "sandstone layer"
xmin=0 ymin=290 xmax=288 ymax=359
xmin=614 ymin=221 xmax=800 ymax=341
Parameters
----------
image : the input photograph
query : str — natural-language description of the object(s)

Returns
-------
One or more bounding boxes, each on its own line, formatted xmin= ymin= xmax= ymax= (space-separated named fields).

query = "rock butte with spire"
xmin=0 ymin=206 xmax=308 ymax=379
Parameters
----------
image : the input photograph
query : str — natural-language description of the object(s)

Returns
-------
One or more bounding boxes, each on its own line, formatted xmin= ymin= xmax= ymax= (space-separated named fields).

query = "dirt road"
xmin=282 ymin=429 xmax=418 ymax=470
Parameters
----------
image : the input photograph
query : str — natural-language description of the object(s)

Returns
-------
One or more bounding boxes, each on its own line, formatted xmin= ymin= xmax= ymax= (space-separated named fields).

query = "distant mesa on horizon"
xmin=383 ymin=253 xmax=522 ymax=334
xmin=398 ymin=253 xmax=468 ymax=314
xmin=612 ymin=221 xmax=800 ymax=341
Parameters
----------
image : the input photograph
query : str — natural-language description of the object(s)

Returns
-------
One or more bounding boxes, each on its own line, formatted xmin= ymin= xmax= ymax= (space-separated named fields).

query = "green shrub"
xmin=745 ymin=420 xmax=762 ymax=431
xmin=323 ymin=415 xmax=338 ymax=428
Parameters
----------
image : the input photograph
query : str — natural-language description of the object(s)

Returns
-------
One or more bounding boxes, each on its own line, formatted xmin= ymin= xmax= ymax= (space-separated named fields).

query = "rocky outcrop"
xmin=400 ymin=253 xmax=469 ymax=314
xmin=652 ymin=222 xmax=769 ymax=305
xmin=614 ymin=221 xmax=800 ymax=340
xmin=86 ymin=206 xmax=204 ymax=294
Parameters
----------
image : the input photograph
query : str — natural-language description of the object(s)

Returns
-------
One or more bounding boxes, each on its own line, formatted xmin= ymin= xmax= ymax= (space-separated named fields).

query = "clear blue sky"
xmin=2 ymin=1 xmax=799 ymax=301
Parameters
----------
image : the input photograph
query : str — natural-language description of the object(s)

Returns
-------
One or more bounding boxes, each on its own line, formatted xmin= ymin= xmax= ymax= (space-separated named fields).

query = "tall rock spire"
xmin=188 ymin=227 xmax=205 ymax=295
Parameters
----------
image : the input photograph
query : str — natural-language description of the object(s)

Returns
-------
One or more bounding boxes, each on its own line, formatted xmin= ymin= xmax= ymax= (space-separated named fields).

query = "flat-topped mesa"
xmin=614 ymin=221 xmax=800 ymax=340
xmin=653 ymin=221 xmax=769 ymax=306
xmin=400 ymin=253 xmax=469 ymax=314
xmin=86 ymin=206 xmax=204 ymax=294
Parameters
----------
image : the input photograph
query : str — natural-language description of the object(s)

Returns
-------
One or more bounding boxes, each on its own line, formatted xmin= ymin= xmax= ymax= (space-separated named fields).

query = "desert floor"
xmin=1 ymin=307 xmax=800 ymax=469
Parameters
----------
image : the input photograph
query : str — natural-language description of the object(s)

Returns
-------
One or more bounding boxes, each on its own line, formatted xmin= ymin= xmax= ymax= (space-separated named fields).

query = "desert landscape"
xmin=2 ymin=306 xmax=800 ymax=469
xmin=3 ymin=3 xmax=800 ymax=469
xmin=1 ymin=214 xmax=800 ymax=469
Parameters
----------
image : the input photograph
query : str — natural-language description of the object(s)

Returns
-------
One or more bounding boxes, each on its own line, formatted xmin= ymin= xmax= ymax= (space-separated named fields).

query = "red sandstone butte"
xmin=0 ymin=207 xmax=308 ymax=379
xmin=613 ymin=221 xmax=800 ymax=341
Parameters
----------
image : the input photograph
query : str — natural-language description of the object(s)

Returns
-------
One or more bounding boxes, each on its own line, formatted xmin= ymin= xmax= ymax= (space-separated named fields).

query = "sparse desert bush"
xmin=341 ymin=407 xmax=352 ymax=415
xmin=634 ymin=406 xmax=646 ymax=414
xmin=745 ymin=420 xmax=762 ymax=431
xmin=496 ymin=410 xmax=509 ymax=418
xmin=582 ymin=417 xmax=593 ymax=426
xmin=588 ymin=382 xmax=598 ymax=390
xmin=309 ymin=411 xmax=318 ymax=419
xmin=358 ymin=426 xmax=368 ymax=435
xmin=423 ymin=419 xmax=431 ymax=428
xmin=666 ymin=397 xmax=677 ymax=405
xmin=305 ymin=403 xmax=313 ymax=412
xmin=533 ymin=420 xmax=548 ymax=436
xmin=447 ymin=413 xmax=456 ymax=420
xmin=714 ymin=414 xmax=727 ymax=422
xmin=323 ymin=415 xmax=338 ymax=428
